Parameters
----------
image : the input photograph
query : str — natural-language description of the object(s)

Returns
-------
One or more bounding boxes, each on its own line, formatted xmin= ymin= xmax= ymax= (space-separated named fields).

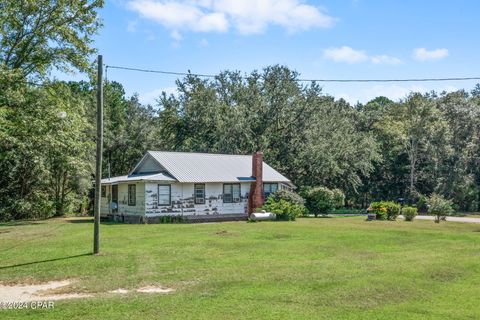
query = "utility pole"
xmin=93 ymin=55 xmax=103 ymax=255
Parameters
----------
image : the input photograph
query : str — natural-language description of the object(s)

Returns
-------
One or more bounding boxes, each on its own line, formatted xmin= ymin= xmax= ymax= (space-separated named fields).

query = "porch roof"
xmin=101 ymin=172 xmax=176 ymax=184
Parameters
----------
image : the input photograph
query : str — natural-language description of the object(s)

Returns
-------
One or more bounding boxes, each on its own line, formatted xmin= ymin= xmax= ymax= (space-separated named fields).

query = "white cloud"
xmin=139 ymin=87 xmax=179 ymax=105
xmin=128 ymin=1 xmax=229 ymax=33
xmin=370 ymin=54 xmax=403 ymax=65
xmin=324 ymin=46 xmax=403 ymax=65
xmin=413 ymin=48 xmax=449 ymax=61
xmin=128 ymin=0 xmax=335 ymax=39
xmin=324 ymin=46 xmax=368 ymax=64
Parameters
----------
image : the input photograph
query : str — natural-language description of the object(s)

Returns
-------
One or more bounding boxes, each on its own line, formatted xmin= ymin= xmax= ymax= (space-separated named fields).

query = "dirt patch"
xmin=0 ymin=280 xmax=175 ymax=302
xmin=0 ymin=279 xmax=92 ymax=302
xmin=137 ymin=286 xmax=174 ymax=293
xmin=109 ymin=288 xmax=129 ymax=294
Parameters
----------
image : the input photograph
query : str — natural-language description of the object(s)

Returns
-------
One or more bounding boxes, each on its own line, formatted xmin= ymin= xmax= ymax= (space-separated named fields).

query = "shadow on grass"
xmin=64 ymin=218 xmax=123 ymax=225
xmin=0 ymin=253 xmax=91 ymax=270
xmin=64 ymin=217 xmax=93 ymax=223
xmin=299 ymin=215 xmax=333 ymax=219
xmin=0 ymin=221 xmax=45 ymax=227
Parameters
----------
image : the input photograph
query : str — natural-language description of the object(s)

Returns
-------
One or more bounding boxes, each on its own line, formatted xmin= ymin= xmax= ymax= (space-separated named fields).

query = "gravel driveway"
xmin=403 ymin=215 xmax=480 ymax=224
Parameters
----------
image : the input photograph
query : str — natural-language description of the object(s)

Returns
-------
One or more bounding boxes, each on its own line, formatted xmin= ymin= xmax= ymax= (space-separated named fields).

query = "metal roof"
xmin=101 ymin=172 xmax=176 ymax=184
xmin=147 ymin=151 xmax=291 ymax=183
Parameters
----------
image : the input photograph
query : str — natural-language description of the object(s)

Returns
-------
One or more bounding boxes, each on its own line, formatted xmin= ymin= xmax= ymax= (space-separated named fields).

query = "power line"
xmin=105 ymin=64 xmax=480 ymax=83
xmin=106 ymin=65 xmax=216 ymax=78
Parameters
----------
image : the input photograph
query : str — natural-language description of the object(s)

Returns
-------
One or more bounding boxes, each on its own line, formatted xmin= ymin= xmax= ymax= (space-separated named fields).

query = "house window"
xmin=263 ymin=183 xmax=278 ymax=199
xmin=194 ymin=184 xmax=205 ymax=204
xmin=223 ymin=183 xmax=241 ymax=203
xmin=158 ymin=184 xmax=171 ymax=206
xmin=128 ymin=184 xmax=136 ymax=206
xmin=101 ymin=186 xmax=106 ymax=198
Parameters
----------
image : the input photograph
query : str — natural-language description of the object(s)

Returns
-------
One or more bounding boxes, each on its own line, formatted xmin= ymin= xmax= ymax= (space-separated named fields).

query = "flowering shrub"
xmin=368 ymin=201 xmax=387 ymax=220
xmin=368 ymin=201 xmax=401 ymax=220
xmin=384 ymin=201 xmax=401 ymax=220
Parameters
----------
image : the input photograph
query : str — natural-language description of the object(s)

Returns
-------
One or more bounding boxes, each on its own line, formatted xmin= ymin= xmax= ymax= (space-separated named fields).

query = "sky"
xmin=69 ymin=0 xmax=480 ymax=105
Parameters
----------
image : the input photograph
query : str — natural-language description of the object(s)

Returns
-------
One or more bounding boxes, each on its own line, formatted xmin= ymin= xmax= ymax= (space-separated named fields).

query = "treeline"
xmin=2 ymin=66 xmax=480 ymax=220
xmin=1 ymin=1 xmax=480 ymax=220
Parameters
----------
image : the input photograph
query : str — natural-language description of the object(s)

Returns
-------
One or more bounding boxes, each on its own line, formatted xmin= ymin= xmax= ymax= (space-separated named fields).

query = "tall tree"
xmin=0 ymin=0 xmax=103 ymax=77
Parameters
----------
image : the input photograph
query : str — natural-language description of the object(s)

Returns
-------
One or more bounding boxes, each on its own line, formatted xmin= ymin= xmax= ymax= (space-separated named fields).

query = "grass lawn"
xmin=1 ymin=217 xmax=480 ymax=319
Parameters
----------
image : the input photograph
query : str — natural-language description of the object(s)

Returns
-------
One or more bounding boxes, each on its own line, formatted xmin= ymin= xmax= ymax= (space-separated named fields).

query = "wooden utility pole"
xmin=93 ymin=55 xmax=103 ymax=255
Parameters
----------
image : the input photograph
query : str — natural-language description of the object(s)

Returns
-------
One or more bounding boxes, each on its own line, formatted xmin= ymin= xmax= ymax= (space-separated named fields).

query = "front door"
xmin=111 ymin=185 xmax=118 ymax=213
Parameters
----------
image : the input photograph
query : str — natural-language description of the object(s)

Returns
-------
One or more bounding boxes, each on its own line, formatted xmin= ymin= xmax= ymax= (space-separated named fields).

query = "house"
xmin=100 ymin=151 xmax=293 ymax=223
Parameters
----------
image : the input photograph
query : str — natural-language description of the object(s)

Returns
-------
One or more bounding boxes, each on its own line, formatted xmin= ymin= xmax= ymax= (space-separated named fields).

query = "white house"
xmin=100 ymin=151 xmax=293 ymax=223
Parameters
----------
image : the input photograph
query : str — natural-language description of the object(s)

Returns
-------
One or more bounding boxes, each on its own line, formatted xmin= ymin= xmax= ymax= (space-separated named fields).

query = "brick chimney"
xmin=248 ymin=151 xmax=264 ymax=215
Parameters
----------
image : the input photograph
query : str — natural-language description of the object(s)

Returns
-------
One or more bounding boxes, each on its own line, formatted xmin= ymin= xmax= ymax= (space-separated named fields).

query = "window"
xmin=158 ymin=184 xmax=171 ymax=206
xmin=263 ymin=183 xmax=278 ymax=198
xmin=194 ymin=184 xmax=205 ymax=204
xmin=128 ymin=184 xmax=136 ymax=206
xmin=223 ymin=183 xmax=241 ymax=203
xmin=101 ymin=186 xmax=106 ymax=198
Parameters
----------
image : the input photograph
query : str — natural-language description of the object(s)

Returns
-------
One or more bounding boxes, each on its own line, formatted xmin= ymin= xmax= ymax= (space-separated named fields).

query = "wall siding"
xmin=100 ymin=182 xmax=145 ymax=216
xmin=145 ymin=182 xmax=250 ymax=217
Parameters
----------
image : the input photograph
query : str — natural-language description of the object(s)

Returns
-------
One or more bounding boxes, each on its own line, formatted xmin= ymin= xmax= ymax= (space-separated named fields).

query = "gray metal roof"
xmin=147 ymin=151 xmax=291 ymax=183
xmin=101 ymin=172 xmax=176 ymax=184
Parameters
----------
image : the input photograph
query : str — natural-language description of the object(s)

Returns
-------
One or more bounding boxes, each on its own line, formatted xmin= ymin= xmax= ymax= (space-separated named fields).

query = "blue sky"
xmin=76 ymin=0 xmax=480 ymax=105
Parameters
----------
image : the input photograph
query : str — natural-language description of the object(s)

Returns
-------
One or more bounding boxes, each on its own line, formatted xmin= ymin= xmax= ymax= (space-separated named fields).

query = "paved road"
xmin=402 ymin=215 xmax=480 ymax=224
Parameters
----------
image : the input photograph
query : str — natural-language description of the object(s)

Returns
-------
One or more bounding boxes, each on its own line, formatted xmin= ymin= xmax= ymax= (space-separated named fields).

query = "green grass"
xmin=1 ymin=217 xmax=480 ymax=319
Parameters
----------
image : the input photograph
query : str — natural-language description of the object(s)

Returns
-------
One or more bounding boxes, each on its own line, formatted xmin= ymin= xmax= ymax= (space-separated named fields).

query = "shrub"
xmin=305 ymin=187 xmax=336 ymax=217
xmin=427 ymin=194 xmax=453 ymax=223
xmin=368 ymin=201 xmax=387 ymax=220
xmin=261 ymin=197 xmax=306 ymax=221
xmin=159 ymin=215 xmax=184 ymax=224
xmin=403 ymin=206 xmax=417 ymax=221
xmin=383 ymin=201 xmax=401 ymax=221
xmin=332 ymin=189 xmax=345 ymax=208
xmin=270 ymin=190 xmax=305 ymax=205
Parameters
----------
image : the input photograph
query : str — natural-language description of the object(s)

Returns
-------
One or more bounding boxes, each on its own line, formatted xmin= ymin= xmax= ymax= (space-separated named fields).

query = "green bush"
xmin=304 ymin=186 xmax=344 ymax=217
xmin=159 ymin=215 xmax=184 ymax=224
xmin=427 ymin=194 xmax=453 ymax=223
xmin=368 ymin=201 xmax=387 ymax=220
xmin=261 ymin=197 xmax=306 ymax=221
xmin=270 ymin=190 xmax=305 ymax=205
xmin=384 ymin=201 xmax=401 ymax=220
xmin=368 ymin=201 xmax=401 ymax=220
xmin=402 ymin=206 xmax=417 ymax=221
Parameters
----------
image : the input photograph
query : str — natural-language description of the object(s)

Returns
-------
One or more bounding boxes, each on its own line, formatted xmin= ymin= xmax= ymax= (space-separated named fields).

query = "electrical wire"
xmin=105 ymin=64 xmax=480 ymax=83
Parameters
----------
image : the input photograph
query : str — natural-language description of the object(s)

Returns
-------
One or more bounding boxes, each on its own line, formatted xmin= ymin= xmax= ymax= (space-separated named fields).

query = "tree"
xmin=0 ymin=81 xmax=94 ymax=219
xmin=434 ymin=91 xmax=480 ymax=210
xmin=0 ymin=0 xmax=103 ymax=77
xmin=303 ymin=187 xmax=337 ymax=217
xmin=377 ymin=93 xmax=451 ymax=203
xmin=427 ymin=194 xmax=454 ymax=223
